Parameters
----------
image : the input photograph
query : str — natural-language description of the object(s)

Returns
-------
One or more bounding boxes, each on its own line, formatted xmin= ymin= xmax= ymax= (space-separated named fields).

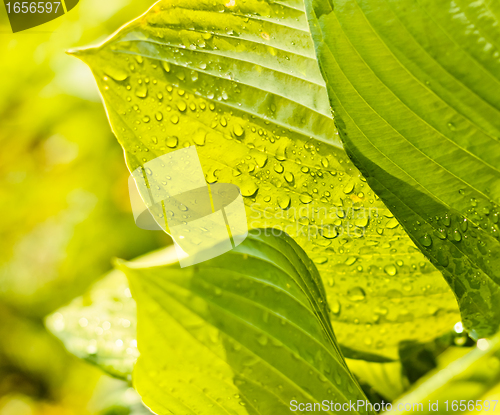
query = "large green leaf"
xmin=304 ymin=0 xmax=500 ymax=338
xmin=121 ymin=230 xmax=373 ymax=415
xmin=74 ymin=0 xmax=459 ymax=359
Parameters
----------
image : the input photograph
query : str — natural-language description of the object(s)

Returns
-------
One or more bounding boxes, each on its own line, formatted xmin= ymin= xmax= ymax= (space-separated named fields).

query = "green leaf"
xmin=391 ymin=338 xmax=500 ymax=414
xmin=304 ymin=0 xmax=500 ymax=338
xmin=46 ymin=248 xmax=178 ymax=380
xmin=121 ymin=230 xmax=374 ymax=415
xmin=74 ymin=0 xmax=459 ymax=359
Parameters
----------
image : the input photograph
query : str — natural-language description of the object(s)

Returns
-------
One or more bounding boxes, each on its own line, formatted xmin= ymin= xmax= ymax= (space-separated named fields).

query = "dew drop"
xmin=274 ymin=164 xmax=284 ymax=174
xmin=194 ymin=131 xmax=206 ymax=146
xmin=135 ymin=85 xmax=148 ymax=98
xmin=299 ymin=193 xmax=313 ymax=204
xmin=419 ymin=234 xmax=433 ymax=247
xmin=278 ymin=195 xmax=291 ymax=210
xmin=384 ymin=264 xmax=397 ymax=276
xmin=166 ymin=136 xmax=178 ymax=148
xmin=345 ymin=256 xmax=357 ymax=266
xmin=233 ymin=124 xmax=245 ymax=137
xmin=386 ymin=218 xmax=399 ymax=229
xmin=241 ymin=181 xmax=258 ymax=197
xmin=343 ymin=182 xmax=354 ymax=194
xmin=321 ymin=225 xmax=338 ymax=239
xmin=331 ymin=299 xmax=341 ymax=315
xmin=105 ymin=66 xmax=129 ymax=81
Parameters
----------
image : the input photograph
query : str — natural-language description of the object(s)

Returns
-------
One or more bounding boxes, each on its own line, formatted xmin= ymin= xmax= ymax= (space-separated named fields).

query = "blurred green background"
xmin=0 ymin=1 xmax=168 ymax=413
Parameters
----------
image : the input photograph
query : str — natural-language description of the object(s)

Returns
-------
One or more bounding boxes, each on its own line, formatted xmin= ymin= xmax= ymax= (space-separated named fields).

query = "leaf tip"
xmin=66 ymin=46 xmax=97 ymax=64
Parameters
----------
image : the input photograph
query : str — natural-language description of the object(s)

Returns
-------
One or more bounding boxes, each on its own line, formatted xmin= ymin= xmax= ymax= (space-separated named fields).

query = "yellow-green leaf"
xmin=74 ymin=0 xmax=459 ymax=359
xmin=304 ymin=0 xmax=500 ymax=339
xmin=121 ymin=230 xmax=374 ymax=415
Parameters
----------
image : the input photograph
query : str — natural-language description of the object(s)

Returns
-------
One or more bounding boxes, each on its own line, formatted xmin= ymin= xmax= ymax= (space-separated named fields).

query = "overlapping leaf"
xmin=392 ymin=337 xmax=500 ymax=414
xmin=46 ymin=248 xmax=177 ymax=379
xmin=121 ymin=230 xmax=373 ymax=415
xmin=304 ymin=0 xmax=500 ymax=338
xmin=74 ymin=0 xmax=459 ymax=359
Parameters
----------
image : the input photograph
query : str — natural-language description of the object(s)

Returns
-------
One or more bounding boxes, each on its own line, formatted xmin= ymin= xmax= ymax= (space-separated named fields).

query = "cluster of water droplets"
xmin=46 ymin=273 xmax=138 ymax=381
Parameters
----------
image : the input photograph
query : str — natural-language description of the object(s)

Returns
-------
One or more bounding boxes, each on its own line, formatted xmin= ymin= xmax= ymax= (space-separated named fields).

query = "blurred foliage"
xmin=0 ymin=0 xmax=163 ymax=414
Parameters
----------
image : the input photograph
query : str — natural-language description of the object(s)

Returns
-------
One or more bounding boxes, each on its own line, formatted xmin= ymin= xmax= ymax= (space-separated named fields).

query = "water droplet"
xmin=105 ymin=66 xmax=129 ymax=81
xmin=155 ymin=112 xmax=163 ymax=121
xmin=460 ymin=218 xmax=468 ymax=232
xmin=321 ymin=225 xmax=338 ymax=239
xmin=135 ymin=85 xmax=148 ymax=98
xmin=299 ymin=193 xmax=312 ymax=204
xmin=166 ymin=136 xmax=178 ymax=148
xmin=347 ymin=287 xmax=366 ymax=302
xmin=241 ymin=181 xmax=258 ymax=197
xmin=386 ymin=217 xmax=399 ymax=229
xmin=284 ymin=172 xmax=294 ymax=183
xmin=442 ymin=214 xmax=451 ymax=227
xmin=419 ymin=234 xmax=432 ymax=247
xmin=343 ymin=182 xmax=354 ymax=194
xmin=194 ymin=131 xmax=206 ymax=146
xmin=345 ymin=257 xmax=357 ymax=266
xmin=278 ymin=195 xmax=291 ymax=210
xmin=437 ymin=249 xmax=449 ymax=267
xmin=233 ymin=124 xmax=245 ymax=137
xmin=274 ymin=164 xmax=284 ymax=174
xmin=452 ymin=229 xmax=462 ymax=242
xmin=205 ymin=168 xmax=218 ymax=184
xmin=354 ymin=217 xmax=369 ymax=228
xmin=331 ymin=299 xmax=341 ymax=315
xmin=170 ymin=115 xmax=179 ymax=124
xmin=384 ymin=264 xmax=397 ymax=276
xmin=437 ymin=228 xmax=447 ymax=240
xmin=374 ymin=306 xmax=388 ymax=315
xmin=258 ymin=335 xmax=268 ymax=346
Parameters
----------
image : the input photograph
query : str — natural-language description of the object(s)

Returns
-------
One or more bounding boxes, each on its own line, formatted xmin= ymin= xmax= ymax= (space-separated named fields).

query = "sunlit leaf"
xmin=121 ymin=230 xmax=373 ymax=415
xmin=74 ymin=0 xmax=459 ymax=359
xmin=304 ymin=0 xmax=500 ymax=338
